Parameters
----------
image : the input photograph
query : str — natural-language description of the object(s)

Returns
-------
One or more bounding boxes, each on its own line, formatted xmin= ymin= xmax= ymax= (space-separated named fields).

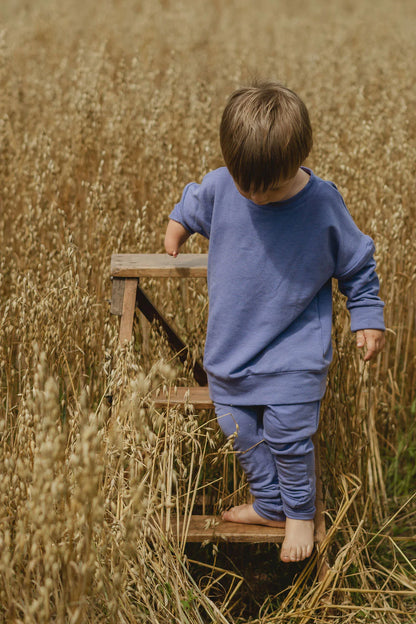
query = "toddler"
xmin=164 ymin=82 xmax=385 ymax=563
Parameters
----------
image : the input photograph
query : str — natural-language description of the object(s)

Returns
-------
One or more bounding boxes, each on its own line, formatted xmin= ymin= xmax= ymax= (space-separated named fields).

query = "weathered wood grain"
xmin=111 ymin=253 xmax=208 ymax=277
xmin=110 ymin=277 xmax=126 ymax=315
xmin=118 ymin=278 xmax=138 ymax=344
xmin=171 ymin=515 xmax=286 ymax=543
xmin=152 ymin=386 xmax=213 ymax=409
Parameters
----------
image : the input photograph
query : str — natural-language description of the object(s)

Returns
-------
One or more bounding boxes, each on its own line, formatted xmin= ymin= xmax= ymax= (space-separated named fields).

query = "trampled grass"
xmin=0 ymin=0 xmax=415 ymax=621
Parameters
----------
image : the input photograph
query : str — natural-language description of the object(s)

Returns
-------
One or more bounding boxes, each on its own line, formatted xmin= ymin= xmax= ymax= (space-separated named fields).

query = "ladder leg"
xmin=119 ymin=278 xmax=139 ymax=345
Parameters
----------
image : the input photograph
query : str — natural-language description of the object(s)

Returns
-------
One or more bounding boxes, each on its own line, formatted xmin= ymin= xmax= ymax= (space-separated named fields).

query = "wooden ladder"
xmin=110 ymin=253 xmax=327 ymax=561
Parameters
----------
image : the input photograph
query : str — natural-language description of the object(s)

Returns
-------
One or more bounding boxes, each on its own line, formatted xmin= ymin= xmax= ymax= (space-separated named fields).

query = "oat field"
xmin=0 ymin=0 xmax=415 ymax=622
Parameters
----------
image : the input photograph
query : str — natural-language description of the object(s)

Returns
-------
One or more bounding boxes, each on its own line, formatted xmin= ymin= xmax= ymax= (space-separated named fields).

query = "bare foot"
xmin=280 ymin=518 xmax=314 ymax=563
xmin=222 ymin=503 xmax=286 ymax=528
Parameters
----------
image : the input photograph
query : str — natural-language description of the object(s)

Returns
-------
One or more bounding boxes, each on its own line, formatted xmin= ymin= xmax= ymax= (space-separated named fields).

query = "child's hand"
xmin=164 ymin=220 xmax=191 ymax=257
xmin=165 ymin=241 xmax=179 ymax=257
xmin=356 ymin=329 xmax=385 ymax=361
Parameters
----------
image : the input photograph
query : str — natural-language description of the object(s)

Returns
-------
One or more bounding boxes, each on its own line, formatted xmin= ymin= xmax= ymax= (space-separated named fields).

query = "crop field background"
xmin=0 ymin=0 xmax=415 ymax=622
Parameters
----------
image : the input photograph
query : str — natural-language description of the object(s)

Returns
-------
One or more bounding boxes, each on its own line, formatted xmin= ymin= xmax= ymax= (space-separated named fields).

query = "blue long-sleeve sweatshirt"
xmin=169 ymin=166 xmax=385 ymax=405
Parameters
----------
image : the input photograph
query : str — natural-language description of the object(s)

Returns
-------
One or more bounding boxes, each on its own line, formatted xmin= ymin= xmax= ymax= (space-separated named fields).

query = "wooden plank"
xmin=153 ymin=386 xmax=213 ymax=409
xmin=111 ymin=253 xmax=208 ymax=278
xmin=119 ymin=278 xmax=138 ymax=344
xmin=110 ymin=277 xmax=125 ymax=315
xmin=136 ymin=287 xmax=207 ymax=386
xmin=172 ymin=513 xmax=325 ymax=545
xmin=173 ymin=515 xmax=286 ymax=543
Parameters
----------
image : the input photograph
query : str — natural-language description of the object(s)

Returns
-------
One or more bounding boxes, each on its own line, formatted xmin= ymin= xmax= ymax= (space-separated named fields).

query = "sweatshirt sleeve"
xmin=169 ymin=175 xmax=215 ymax=239
xmin=337 ymin=256 xmax=385 ymax=331
xmin=330 ymin=194 xmax=385 ymax=332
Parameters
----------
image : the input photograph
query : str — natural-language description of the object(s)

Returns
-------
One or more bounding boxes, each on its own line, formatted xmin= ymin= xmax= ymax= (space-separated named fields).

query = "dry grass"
xmin=0 ymin=0 xmax=415 ymax=621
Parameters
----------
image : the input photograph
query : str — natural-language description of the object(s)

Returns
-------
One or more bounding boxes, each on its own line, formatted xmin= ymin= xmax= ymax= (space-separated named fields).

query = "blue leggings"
xmin=214 ymin=402 xmax=320 ymax=521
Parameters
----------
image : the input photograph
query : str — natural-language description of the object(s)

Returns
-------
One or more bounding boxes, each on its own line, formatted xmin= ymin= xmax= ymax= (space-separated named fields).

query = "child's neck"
xmin=283 ymin=167 xmax=310 ymax=201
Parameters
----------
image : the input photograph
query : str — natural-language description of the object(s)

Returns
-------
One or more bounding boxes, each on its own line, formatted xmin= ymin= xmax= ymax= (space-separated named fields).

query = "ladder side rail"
xmin=136 ymin=286 xmax=207 ymax=386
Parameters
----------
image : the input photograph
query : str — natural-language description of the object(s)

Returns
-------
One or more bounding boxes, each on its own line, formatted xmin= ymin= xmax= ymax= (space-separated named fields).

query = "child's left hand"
xmin=356 ymin=329 xmax=385 ymax=361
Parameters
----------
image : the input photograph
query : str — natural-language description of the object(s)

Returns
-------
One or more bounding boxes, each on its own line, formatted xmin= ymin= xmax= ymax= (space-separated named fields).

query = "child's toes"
xmin=281 ymin=541 xmax=313 ymax=562
xmin=281 ymin=544 xmax=297 ymax=562
xmin=280 ymin=547 xmax=291 ymax=562
xmin=300 ymin=543 xmax=313 ymax=561
xmin=294 ymin=546 xmax=303 ymax=562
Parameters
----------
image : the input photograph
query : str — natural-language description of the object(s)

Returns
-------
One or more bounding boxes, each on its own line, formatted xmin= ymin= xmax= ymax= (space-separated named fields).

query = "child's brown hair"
xmin=220 ymin=82 xmax=313 ymax=193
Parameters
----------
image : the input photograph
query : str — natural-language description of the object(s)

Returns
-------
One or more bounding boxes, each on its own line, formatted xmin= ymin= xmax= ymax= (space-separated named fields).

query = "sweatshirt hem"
xmin=207 ymin=370 xmax=328 ymax=405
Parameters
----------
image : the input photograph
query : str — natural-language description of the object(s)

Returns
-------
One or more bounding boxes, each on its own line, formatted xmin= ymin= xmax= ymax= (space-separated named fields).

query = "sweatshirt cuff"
xmin=350 ymin=305 xmax=385 ymax=332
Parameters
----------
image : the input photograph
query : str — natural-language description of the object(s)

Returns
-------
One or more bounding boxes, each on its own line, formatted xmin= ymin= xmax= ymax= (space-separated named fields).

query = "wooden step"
xmin=172 ymin=515 xmax=286 ymax=543
xmin=152 ymin=386 xmax=213 ymax=409
xmin=111 ymin=253 xmax=208 ymax=278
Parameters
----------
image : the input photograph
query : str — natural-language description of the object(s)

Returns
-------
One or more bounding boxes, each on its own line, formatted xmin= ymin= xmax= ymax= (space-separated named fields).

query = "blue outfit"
xmin=214 ymin=401 xmax=320 ymax=520
xmin=169 ymin=166 xmax=384 ymax=520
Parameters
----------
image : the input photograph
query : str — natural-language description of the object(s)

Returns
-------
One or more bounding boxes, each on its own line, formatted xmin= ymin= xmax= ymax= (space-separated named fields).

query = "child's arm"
xmin=165 ymin=219 xmax=191 ymax=257
xmin=166 ymin=173 xmax=215 ymax=255
xmin=356 ymin=328 xmax=385 ymax=361
xmin=337 ymin=257 xmax=385 ymax=362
